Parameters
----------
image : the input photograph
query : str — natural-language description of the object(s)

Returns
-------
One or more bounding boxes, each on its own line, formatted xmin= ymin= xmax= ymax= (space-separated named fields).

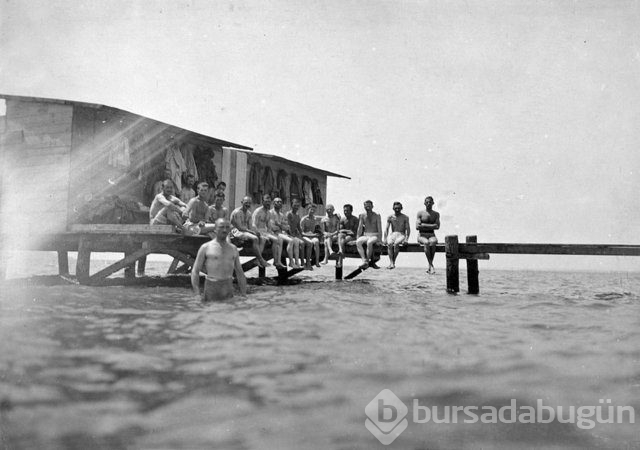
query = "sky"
xmin=1 ymin=0 xmax=639 ymax=271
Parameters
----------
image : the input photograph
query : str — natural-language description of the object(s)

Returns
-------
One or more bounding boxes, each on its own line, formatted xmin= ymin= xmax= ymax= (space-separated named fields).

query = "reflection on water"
xmin=1 ymin=266 xmax=639 ymax=449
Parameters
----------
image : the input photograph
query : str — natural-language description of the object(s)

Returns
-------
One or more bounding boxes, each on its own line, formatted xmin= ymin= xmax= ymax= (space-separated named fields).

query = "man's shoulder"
xmin=230 ymin=207 xmax=243 ymax=215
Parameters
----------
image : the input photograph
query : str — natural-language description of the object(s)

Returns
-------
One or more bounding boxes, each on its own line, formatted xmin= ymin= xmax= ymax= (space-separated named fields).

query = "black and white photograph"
xmin=1 ymin=1 xmax=639 ymax=448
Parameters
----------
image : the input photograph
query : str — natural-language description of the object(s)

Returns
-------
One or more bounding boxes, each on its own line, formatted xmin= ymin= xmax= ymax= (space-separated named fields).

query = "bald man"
xmin=191 ymin=218 xmax=247 ymax=301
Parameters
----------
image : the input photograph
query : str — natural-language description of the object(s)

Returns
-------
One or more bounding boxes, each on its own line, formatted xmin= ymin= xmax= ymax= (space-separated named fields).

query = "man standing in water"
xmin=356 ymin=200 xmax=382 ymax=269
xmin=416 ymin=196 xmax=440 ymax=274
xmin=191 ymin=218 xmax=247 ymax=301
xmin=383 ymin=201 xmax=410 ymax=269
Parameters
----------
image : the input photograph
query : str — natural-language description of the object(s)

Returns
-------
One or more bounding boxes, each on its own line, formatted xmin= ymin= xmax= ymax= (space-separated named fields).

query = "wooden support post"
xmin=76 ymin=238 xmax=91 ymax=284
xmin=466 ymin=235 xmax=479 ymax=294
xmin=335 ymin=262 xmax=343 ymax=280
xmin=137 ymin=256 xmax=147 ymax=276
xmin=57 ymin=251 xmax=69 ymax=276
xmin=124 ymin=251 xmax=136 ymax=279
xmin=445 ymin=235 xmax=459 ymax=293
xmin=258 ymin=266 xmax=266 ymax=278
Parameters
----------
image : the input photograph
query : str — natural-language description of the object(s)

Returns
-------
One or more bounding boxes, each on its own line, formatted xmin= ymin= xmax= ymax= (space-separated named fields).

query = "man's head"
xmin=241 ymin=196 xmax=252 ymax=210
xmin=343 ymin=204 xmax=353 ymax=217
xmin=196 ymin=182 xmax=209 ymax=197
xmin=273 ymin=197 xmax=283 ymax=210
xmin=393 ymin=202 xmax=403 ymax=214
xmin=291 ymin=197 xmax=301 ymax=212
xmin=307 ymin=203 xmax=317 ymax=215
xmin=163 ymin=168 xmax=172 ymax=179
xmin=162 ymin=179 xmax=175 ymax=196
xmin=325 ymin=204 xmax=335 ymax=216
xmin=214 ymin=192 xmax=225 ymax=207
xmin=262 ymin=194 xmax=272 ymax=209
xmin=364 ymin=200 xmax=373 ymax=212
xmin=216 ymin=181 xmax=226 ymax=192
xmin=185 ymin=174 xmax=195 ymax=187
xmin=424 ymin=196 xmax=434 ymax=209
xmin=214 ymin=218 xmax=231 ymax=240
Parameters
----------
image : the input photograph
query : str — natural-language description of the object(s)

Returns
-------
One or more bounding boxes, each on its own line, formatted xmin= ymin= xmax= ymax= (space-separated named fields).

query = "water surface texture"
xmin=1 ymin=263 xmax=639 ymax=449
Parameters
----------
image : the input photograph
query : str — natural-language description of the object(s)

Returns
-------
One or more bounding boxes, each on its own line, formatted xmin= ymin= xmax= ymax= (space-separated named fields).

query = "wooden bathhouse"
xmin=0 ymin=94 xmax=348 ymax=283
xmin=0 ymin=94 xmax=347 ymax=233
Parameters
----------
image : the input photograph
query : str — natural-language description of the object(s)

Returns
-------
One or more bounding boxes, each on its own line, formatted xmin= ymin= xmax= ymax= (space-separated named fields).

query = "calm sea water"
xmin=1 ymin=255 xmax=639 ymax=449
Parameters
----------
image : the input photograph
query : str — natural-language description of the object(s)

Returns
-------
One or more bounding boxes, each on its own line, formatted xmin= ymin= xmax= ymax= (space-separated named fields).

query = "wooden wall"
xmin=0 ymin=99 xmax=72 ymax=235
xmin=243 ymin=154 xmax=329 ymax=216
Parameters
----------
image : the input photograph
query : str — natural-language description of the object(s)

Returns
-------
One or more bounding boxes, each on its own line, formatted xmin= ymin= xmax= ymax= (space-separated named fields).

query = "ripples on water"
xmin=1 ymin=262 xmax=639 ymax=449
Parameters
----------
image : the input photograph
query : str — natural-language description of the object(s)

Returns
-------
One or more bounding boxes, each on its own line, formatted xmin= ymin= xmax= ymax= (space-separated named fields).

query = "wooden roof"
xmin=0 ymin=94 xmax=350 ymax=178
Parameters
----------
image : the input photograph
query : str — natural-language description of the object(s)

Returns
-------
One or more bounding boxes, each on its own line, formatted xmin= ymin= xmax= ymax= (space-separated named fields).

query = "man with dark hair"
xmin=183 ymin=181 xmax=216 ymax=235
xmin=337 ymin=204 xmax=359 ymax=267
xmin=149 ymin=179 xmax=186 ymax=230
xmin=300 ymin=203 xmax=321 ymax=269
xmin=384 ymin=202 xmax=410 ymax=269
xmin=356 ymin=200 xmax=382 ymax=269
xmin=230 ymin=196 xmax=270 ymax=268
xmin=252 ymin=194 xmax=284 ymax=269
xmin=416 ymin=196 xmax=440 ymax=274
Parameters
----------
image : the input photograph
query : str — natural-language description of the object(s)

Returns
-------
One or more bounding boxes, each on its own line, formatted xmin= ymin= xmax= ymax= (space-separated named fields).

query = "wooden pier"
xmin=2 ymin=226 xmax=638 ymax=292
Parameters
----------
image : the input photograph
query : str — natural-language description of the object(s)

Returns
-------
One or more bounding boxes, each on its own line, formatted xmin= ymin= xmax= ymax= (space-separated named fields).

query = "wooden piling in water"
xmin=76 ymin=237 xmax=91 ymax=283
xmin=466 ymin=235 xmax=479 ymax=294
xmin=124 ymin=251 xmax=136 ymax=279
xmin=445 ymin=235 xmax=459 ymax=293
xmin=57 ymin=250 xmax=69 ymax=276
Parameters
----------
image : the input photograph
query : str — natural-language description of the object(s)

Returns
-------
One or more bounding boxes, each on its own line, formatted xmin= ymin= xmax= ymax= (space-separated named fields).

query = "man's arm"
xmin=375 ymin=213 xmax=382 ymax=241
xmin=383 ymin=215 xmax=391 ymax=241
xmin=416 ymin=212 xmax=431 ymax=232
xmin=191 ymin=244 xmax=206 ymax=298
xmin=233 ymin=248 xmax=247 ymax=295
xmin=183 ymin=198 xmax=195 ymax=219
xmin=356 ymin=215 xmax=364 ymax=238
xmin=404 ymin=215 xmax=411 ymax=241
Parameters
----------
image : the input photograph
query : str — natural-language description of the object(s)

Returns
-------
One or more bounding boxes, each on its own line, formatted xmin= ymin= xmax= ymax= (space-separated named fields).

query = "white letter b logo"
xmin=365 ymin=389 xmax=408 ymax=445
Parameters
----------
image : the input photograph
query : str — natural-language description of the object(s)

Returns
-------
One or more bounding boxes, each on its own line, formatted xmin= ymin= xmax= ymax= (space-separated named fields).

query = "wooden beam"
xmin=162 ymin=249 xmax=197 ymax=267
xmin=70 ymin=224 xmax=176 ymax=234
xmin=76 ymin=237 xmax=91 ymax=283
xmin=57 ymin=251 xmax=69 ymax=276
xmin=242 ymin=258 xmax=261 ymax=272
xmin=167 ymin=257 xmax=181 ymax=274
xmin=87 ymin=248 xmax=152 ymax=284
xmin=445 ymin=235 xmax=459 ymax=293
xmin=124 ymin=251 xmax=136 ymax=279
xmin=466 ymin=236 xmax=479 ymax=295
xmin=470 ymin=243 xmax=640 ymax=256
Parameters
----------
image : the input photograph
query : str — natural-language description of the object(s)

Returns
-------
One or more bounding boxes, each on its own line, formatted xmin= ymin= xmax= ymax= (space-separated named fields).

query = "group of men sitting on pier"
xmin=149 ymin=178 xmax=440 ymax=300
